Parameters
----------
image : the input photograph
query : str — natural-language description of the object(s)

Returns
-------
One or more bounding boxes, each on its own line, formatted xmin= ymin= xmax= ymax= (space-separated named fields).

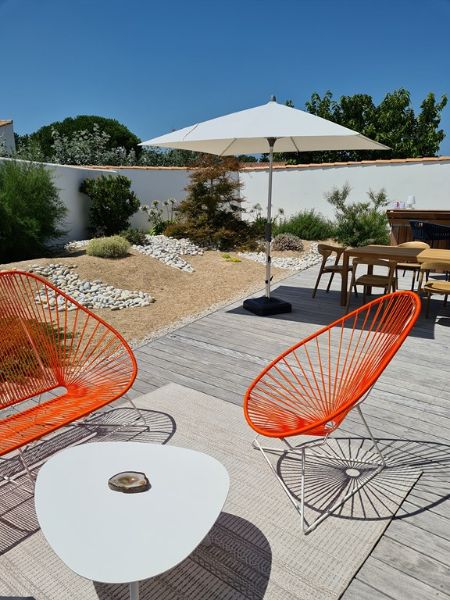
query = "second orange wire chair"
xmin=244 ymin=291 xmax=421 ymax=533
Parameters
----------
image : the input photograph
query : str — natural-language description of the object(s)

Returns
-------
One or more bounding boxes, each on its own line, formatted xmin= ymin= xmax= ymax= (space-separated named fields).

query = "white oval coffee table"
xmin=35 ymin=442 xmax=229 ymax=600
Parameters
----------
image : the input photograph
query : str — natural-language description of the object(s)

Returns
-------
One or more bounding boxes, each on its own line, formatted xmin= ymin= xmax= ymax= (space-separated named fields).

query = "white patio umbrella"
xmin=141 ymin=97 xmax=389 ymax=315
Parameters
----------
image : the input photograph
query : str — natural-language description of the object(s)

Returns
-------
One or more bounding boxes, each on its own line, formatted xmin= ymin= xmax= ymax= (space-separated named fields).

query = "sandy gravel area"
xmin=1 ymin=247 xmax=306 ymax=343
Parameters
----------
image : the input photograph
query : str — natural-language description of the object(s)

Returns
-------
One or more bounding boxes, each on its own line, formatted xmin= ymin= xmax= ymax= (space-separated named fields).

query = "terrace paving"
xmin=130 ymin=263 xmax=450 ymax=599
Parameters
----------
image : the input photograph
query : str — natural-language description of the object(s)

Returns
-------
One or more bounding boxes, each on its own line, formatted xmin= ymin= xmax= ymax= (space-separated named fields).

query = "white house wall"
xmin=0 ymin=122 xmax=16 ymax=153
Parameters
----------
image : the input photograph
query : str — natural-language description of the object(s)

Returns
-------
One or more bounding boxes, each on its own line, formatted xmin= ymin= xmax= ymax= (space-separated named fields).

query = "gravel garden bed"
xmin=2 ymin=238 xmax=317 ymax=343
xmin=238 ymin=242 xmax=320 ymax=270
xmin=66 ymin=235 xmax=203 ymax=273
xmin=28 ymin=263 xmax=153 ymax=310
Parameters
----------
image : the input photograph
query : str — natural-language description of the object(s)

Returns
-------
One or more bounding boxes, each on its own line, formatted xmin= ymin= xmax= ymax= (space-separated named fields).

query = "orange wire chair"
xmin=0 ymin=270 xmax=138 ymax=478
xmin=244 ymin=291 xmax=421 ymax=533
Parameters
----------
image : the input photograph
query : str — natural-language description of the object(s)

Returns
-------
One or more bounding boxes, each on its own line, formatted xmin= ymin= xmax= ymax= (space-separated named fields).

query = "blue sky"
xmin=2 ymin=0 xmax=450 ymax=153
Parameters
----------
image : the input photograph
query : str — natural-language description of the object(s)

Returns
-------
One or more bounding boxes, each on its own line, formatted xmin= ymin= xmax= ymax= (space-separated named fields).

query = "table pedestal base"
xmin=129 ymin=581 xmax=139 ymax=600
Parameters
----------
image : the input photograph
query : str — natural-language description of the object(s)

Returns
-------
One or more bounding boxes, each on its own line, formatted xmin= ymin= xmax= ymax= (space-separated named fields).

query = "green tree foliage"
xmin=80 ymin=174 xmax=140 ymax=236
xmin=137 ymin=147 xmax=201 ymax=167
xmin=49 ymin=124 xmax=137 ymax=166
xmin=27 ymin=115 xmax=141 ymax=160
xmin=327 ymin=183 xmax=390 ymax=247
xmin=0 ymin=160 xmax=66 ymax=261
xmin=165 ymin=155 xmax=254 ymax=250
xmin=277 ymin=89 xmax=447 ymax=164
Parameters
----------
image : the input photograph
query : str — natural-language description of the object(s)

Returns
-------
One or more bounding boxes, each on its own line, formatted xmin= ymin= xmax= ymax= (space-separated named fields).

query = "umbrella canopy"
xmin=140 ymin=99 xmax=389 ymax=315
xmin=140 ymin=99 xmax=389 ymax=155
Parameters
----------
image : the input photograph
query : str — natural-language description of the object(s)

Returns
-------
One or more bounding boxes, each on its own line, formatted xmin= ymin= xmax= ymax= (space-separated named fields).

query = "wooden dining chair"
xmin=395 ymin=241 xmax=430 ymax=291
xmin=312 ymin=243 xmax=353 ymax=298
xmin=346 ymin=257 xmax=397 ymax=313
xmin=418 ymin=261 xmax=450 ymax=317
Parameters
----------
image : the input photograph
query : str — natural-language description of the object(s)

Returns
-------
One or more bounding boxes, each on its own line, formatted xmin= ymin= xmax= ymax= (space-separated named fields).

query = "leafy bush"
xmin=140 ymin=199 xmax=173 ymax=235
xmin=163 ymin=222 xmax=189 ymax=239
xmin=0 ymin=159 xmax=66 ymax=261
xmin=272 ymin=233 xmax=304 ymax=251
xmin=80 ymin=174 xmax=140 ymax=236
xmin=326 ymin=183 xmax=390 ymax=247
xmin=169 ymin=155 xmax=256 ymax=250
xmin=119 ymin=228 xmax=147 ymax=245
xmin=275 ymin=209 xmax=335 ymax=240
xmin=86 ymin=236 xmax=130 ymax=258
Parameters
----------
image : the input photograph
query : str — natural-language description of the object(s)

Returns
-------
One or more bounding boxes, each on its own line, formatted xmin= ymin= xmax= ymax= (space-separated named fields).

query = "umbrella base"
xmin=243 ymin=296 xmax=292 ymax=316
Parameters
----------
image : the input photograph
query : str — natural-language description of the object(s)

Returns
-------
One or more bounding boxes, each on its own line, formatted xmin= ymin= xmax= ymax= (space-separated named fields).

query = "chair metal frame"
xmin=244 ymin=291 xmax=421 ymax=534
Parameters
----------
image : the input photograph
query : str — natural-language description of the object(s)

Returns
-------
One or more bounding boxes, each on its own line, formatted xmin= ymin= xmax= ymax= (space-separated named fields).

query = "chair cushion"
xmin=355 ymin=274 xmax=393 ymax=287
xmin=423 ymin=280 xmax=450 ymax=294
xmin=323 ymin=265 xmax=353 ymax=273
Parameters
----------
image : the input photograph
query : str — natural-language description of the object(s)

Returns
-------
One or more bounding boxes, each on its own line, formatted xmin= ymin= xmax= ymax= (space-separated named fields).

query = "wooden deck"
xmin=131 ymin=263 xmax=450 ymax=600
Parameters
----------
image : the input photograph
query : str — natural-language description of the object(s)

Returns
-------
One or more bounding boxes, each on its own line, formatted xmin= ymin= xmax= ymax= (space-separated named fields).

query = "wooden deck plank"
xmin=132 ymin=263 xmax=450 ymax=599
xmin=370 ymin=535 xmax=450 ymax=595
xmin=343 ymin=578 xmax=394 ymax=600
xmin=351 ymin=557 xmax=449 ymax=599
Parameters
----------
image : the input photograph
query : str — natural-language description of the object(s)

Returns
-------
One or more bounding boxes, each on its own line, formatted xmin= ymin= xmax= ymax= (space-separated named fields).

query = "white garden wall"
xmin=111 ymin=167 xmax=190 ymax=230
xmin=240 ymin=158 xmax=450 ymax=220
xmin=2 ymin=156 xmax=449 ymax=244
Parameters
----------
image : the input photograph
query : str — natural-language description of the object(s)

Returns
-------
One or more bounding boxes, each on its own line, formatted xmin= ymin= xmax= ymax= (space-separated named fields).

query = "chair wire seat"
xmin=0 ymin=270 xmax=138 ymax=462
xmin=244 ymin=291 xmax=421 ymax=533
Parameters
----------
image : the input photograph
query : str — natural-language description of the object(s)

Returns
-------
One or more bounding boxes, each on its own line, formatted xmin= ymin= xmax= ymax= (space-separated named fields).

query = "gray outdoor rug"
xmin=0 ymin=383 xmax=423 ymax=600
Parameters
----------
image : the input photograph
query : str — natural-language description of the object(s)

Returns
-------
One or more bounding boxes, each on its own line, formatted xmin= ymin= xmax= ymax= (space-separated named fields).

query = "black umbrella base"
xmin=243 ymin=296 xmax=292 ymax=316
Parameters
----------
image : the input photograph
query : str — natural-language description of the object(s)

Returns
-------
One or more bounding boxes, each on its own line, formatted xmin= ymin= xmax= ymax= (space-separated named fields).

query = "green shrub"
xmin=272 ymin=233 xmax=304 ymax=251
xmin=0 ymin=159 xmax=66 ymax=262
xmin=119 ymin=228 xmax=147 ymax=245
xmin=326 ymin=183 xmax=390 ymax=247
xmin=86 ymin=236 xmax=130 ymax=258
xmin=274 ymin=209 xmax=335 ymax=240
xmin=163 ymin=222 xmax=188 ymax=239
xmin=80 ymin=174 xmax=140 ymax=236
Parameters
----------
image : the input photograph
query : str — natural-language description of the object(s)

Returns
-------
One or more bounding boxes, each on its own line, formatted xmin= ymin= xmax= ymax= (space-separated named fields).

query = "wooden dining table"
xmin=340 ymin=245 xmax=450 ymax=306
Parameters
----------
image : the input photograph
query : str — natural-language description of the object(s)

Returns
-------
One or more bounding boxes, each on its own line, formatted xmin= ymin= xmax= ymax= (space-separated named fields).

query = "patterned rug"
xmin=0 ymin=383 xmax=423 ymax=599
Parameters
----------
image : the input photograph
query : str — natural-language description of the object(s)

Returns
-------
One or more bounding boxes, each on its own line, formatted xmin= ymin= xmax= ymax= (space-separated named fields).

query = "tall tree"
xmin=165 ymin=155 xmax=254 ymax=249
xmin=29 ymin=115 xmax=141 ymax=159
xmin=276 ymin=89 xmax=447 ymax=164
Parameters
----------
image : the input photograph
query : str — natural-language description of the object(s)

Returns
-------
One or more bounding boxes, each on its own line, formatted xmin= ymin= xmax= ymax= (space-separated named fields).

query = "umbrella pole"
xmin=265 ymin=138 xmax=275 ymax=298
xmin=242 ymin=137 xmax=291 ymax=316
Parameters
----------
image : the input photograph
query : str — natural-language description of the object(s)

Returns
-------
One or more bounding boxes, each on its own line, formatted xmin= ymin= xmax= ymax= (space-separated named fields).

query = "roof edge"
xmin=241 ymin=156 xmax=450 ymax=171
